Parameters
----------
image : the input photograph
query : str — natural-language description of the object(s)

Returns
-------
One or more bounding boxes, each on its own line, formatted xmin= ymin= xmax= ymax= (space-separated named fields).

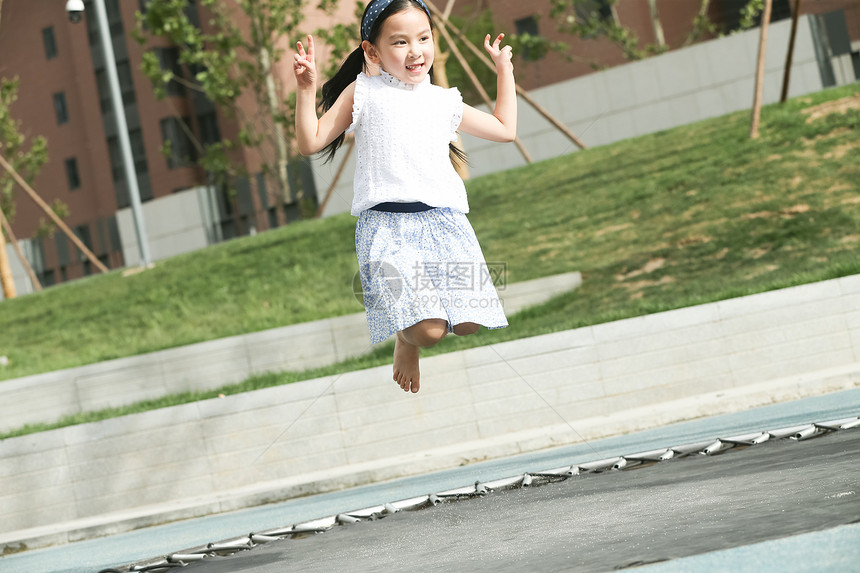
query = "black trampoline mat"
xmin=174 ymin=429 xmax=860 ymax=573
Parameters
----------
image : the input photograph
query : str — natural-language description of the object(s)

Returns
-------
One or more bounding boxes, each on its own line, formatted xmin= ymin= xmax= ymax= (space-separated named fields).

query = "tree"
xmin=548 ymin=0 xmax=667 ymax=64
xmin=0 ymin=78 xmax=49 ymax=230
xmin=135 ymin=0 xmax=324 ymax=218
xmin=0 ymin=77 xmax=50 ymax=299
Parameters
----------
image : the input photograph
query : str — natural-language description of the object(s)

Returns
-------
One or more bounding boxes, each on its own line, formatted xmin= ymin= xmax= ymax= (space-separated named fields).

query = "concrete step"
xmin=0 ymin=272 xmax=582 ymax=432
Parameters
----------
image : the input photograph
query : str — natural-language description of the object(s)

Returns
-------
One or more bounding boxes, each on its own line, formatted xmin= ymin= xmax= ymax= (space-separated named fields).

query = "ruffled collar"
xmin=378 ymin=68 xmax=430 ymax=91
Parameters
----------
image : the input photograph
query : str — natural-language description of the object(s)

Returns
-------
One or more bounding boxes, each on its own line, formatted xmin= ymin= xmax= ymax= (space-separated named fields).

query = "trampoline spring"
xmin=336 ymin=513 xmax=361 ymax=525
xmin=659 ymin=450 xmax=676 ymax=460
xmin=767 ymin=424 xmax=813 ymax=439
xmin=522 ymin=473 xmax=533 ymax=487
xmin=579 ymin=457 xmax=623 ymax=472
xmin=840 ymin=418 xmax=860 ymax=430
xmin=483 ymin=475 xmax=526 ymax=490
xmin=792 ymin=425 xmax=819 ymax=441
xmin=255 ymin=526 xmax=295 ymax=538
xmin=428 ymin=494 xmax=442 ymax=506
xmin=527 ymin=466 xmax=578 ymax=479
xmin=702 ymin=440 xmax=727 ymax=455
xmin=612 ymin=458 xmax=628 ymax=470
xmin=382 ymin=503 xmax=398 ymax=514
xmin=207 ymin=540 xmax=252 ymax=552
xmin=131 ymin=563 xmax=184 ymax=571
xmin=250 ymin=533 xmax=280 ymax=543
xmin=167 ymin=552 xmax=207 ymax=562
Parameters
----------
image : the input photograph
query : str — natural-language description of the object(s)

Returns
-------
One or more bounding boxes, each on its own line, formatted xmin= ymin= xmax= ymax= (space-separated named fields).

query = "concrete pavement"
xmin=2 ymin=273 xmax=857 ymax=547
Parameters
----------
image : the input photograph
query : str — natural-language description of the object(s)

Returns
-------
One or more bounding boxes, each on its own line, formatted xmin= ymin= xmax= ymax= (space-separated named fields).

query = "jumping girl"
xmin=293 ymin=0 xmax=516 ymax=394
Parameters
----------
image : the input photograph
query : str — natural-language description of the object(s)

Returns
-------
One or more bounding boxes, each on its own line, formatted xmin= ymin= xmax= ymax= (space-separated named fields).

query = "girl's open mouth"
xmin=406 ymin=63 xmax=424 ymax=73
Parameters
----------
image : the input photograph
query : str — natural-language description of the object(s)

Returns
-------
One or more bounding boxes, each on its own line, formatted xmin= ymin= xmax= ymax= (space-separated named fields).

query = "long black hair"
xmin=319 ymin=0 xmax=467 ymax=167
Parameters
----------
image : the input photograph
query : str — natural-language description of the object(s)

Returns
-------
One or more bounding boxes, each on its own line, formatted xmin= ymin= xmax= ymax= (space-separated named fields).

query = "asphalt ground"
xmin=3 ymin=388 xmax=859 ymax=573
xmin=173 ymin=428 xmax=860 ymax=573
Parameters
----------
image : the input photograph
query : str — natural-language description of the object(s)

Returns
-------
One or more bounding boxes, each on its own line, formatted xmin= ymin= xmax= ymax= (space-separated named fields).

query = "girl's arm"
xmin=293 ymin=35 xmax=355 ymax=156
xmin=459 ymin=33 xmax=517 ymax=143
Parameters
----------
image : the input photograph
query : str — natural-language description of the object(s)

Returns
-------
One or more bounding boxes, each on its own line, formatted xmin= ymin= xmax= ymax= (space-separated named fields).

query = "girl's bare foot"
xmin=393 ymin=331 xmax=421 ymax=393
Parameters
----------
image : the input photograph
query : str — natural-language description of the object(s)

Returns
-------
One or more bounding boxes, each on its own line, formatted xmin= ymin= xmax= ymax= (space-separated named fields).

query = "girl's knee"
xmin=453 ymin=322 xmax=480 ymax=336
xmin=404 ymin=319 xmax=448 ymax=347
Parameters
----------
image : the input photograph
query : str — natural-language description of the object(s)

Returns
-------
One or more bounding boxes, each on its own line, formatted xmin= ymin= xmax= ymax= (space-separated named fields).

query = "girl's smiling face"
xmin=363 ymin=7 xmax=435 ymax=85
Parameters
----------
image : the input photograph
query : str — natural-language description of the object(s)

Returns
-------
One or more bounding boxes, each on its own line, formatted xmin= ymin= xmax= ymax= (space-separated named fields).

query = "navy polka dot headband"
xmin=361 ymin=0 xmax=432 ymax=41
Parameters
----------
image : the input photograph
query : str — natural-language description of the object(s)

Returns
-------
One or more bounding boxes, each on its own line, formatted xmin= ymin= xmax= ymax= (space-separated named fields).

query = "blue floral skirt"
xmin=355 ymin=208 xmax=508 ymax=344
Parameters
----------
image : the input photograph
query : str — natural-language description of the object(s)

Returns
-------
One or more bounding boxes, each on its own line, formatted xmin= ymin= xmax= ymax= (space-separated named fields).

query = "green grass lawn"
xmin=0 ymin=84 xmax=858 ymax=437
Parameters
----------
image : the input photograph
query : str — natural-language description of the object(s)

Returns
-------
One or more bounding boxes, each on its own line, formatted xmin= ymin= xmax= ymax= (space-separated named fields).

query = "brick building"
xmin=0 ymin=0 xmax=345 ymax=287
xmin=0 ymin=0 xmax=857 ymax=291
xmin=457 ymin=0 xmax=859 ymax=91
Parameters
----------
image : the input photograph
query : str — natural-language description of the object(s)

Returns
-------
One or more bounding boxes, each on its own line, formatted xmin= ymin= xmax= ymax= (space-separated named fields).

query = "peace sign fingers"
xmin=294 ymin=35 xmax=317 ymax=88
xmin=484 ymin=33 xmax=513 ymax=70
xmin=296 ymin=35 xmax=315 ymax=64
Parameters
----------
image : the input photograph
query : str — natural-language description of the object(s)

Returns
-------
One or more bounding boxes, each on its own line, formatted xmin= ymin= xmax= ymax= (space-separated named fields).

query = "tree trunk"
xmin=0 ymin=152 xmax=108 ymax=273
xmin=647 ymin=0 xmax=666 ymax=49
xmin=780 ymin=0 xmax=802 ymax=103
xmin=750 ymin=0 xmax=773 ymax=139
xmin=260 ymin=46 xmax=293 ymax=204
xmin=0 ymin=205 xmax=40 ymax=291
xmin=0 ymin=216 xmax=15 ymax=299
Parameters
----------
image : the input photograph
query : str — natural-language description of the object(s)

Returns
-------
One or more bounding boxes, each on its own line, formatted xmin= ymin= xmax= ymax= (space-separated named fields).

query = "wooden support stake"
xmin=750 ymin=0 xmax=773 ymax=139
xmin=426 ymin=0 xmax=588 ymax=150
xmin=0 ymin=209 xmax=15 ymax=299
xmin=435 ymin=17 xmax=533 ymax=164
xmin=780 ymin=0 xmax=802 ymax=103
xmin=0 ymin=152 xmax=109 ymax=274
xmin=0 ymin=205 xmax=41 ymax=292
xmin=433 ymin=36 xmax=472 ymax=179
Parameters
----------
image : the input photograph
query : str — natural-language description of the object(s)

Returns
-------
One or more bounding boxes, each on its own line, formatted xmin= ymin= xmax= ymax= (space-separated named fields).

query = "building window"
xmin=160 ymin=117 xmax=198 ymax=169
xmin=155 ymin=47 xmax=186 ymax=96
xmin=575 ymin=0 xmax=614 ymax=25
xmin=95 ymin=62 xmax=135 ymax=112
xmin=107 ymin=137 xmax=123 ymax=183
xmin=197 ymin=111 xmax=221 ymax=146
xmin=53 ymin=92 xmax=69 ymax=125
xmin=84 ymin=0 xmax=124 ymax=44
xmin=106 ymin=0 xmax=124 ymax=37
xmin=74 ymin=224 xmax=94 ymax=274
xmin=43 ymin=27 xmax=58 ymax=59
xmin=515 ymin=16 xmax=542 ymax=62
xmin=65 ymin=158 xmax=81 ymax=190
xmin=129 ymin=129 xmax=148 ymax=175
xmin=56 ymin=232 xmax=71 ymax=267
xmin=116 ymin=60 xmax=137 ymax=105
xmin=107 ymin=129 xmax=151 ymax=206
xmin=95 ymin=69 xmax=110 ymax=112
xmin=139 ymin=0 xmax=198 ymax=26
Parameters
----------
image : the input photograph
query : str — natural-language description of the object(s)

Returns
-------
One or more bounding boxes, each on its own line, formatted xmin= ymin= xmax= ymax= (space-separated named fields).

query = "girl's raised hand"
xmin=294 ymin=35 xmax=317 ymax=90
xmin=484 ymin=33 xmax=513 ymax=72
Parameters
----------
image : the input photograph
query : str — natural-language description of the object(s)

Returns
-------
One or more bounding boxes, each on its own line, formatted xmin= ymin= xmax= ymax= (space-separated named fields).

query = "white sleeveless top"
xmin=346 ymin=70 xmax=468 ymax=216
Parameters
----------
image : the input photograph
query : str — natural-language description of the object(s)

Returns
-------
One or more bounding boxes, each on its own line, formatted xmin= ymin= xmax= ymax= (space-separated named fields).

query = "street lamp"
xmin=67 ymin=0 xmax=152 ymax=267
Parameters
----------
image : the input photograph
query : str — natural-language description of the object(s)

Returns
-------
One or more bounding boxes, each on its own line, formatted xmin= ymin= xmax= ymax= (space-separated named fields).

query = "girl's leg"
xmin=394 ymin=318 xmax=448 ymax=393
xmin=452 ymin=322 xmax=480 ymax=336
